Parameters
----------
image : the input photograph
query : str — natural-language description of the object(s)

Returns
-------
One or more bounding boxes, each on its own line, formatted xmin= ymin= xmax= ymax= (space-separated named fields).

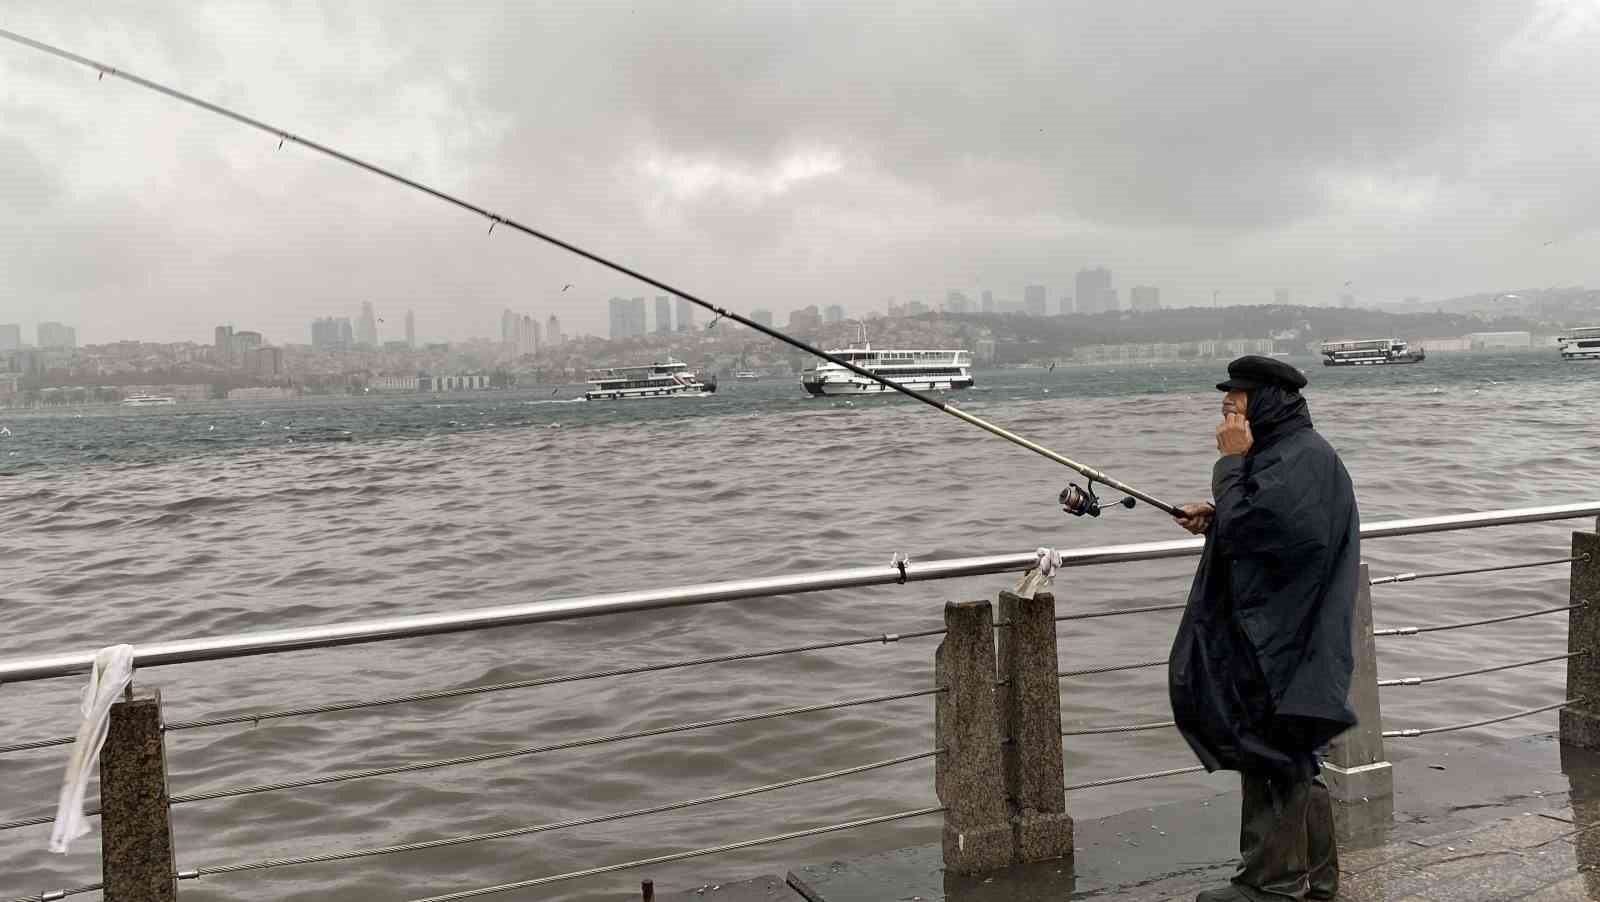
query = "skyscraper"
xmin=311 ymin=317 xmax=353 ymax=350
xmin=546 ymin=314 xmax=563 ymax=345
xmin=214 ymin=325 xmax=234 ymax=362
xmin=1074 ymin=268 xmax=1115 ymax=315
xmin=37 ymin=322 xmax=76 ymax=349
xmin=655 ymin=296 xmax=672 ymax=334
xmin=824 ymin=304 xmax=845 ymax=323
xmin=750 ymin=308 xmax=774 ymax=327
xmin=521 ymin=314 xmax=540 ymax=356
xmin=1129 ymin=285 xmax=1161 ymax=311
xmin=609 ymin=297 xmax=646 ymax=338
xmin=629 ymin=298 xmax=646 ymax=336
xmin=339 ymin=318 xmax=354 ymax=348
xmin=357 ymin=302 xmax=378 ymax=347
xmin=1023 ymin=285 xmax=1047 ymax=317
xmin=0 ymin=323 xmax=19 ymax=351
xmin=675 ymin=297 xmax=694 ymax=332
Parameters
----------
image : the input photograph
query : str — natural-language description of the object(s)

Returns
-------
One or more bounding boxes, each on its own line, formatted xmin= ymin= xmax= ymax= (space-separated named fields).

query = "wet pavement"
xmin=769 ymin=734 xmax=1600 ymax=901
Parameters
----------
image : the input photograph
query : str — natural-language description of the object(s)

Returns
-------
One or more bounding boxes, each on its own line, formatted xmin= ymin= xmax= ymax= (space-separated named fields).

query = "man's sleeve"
xmin=1211 ymin=449 xmax=1327 ymax=560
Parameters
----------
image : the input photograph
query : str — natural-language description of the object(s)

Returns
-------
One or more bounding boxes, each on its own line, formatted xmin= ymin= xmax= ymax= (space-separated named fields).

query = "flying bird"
xmin=1543 ymin=240 xmax=1557 ymax=246
xmin=562 ymin=284 xmax=573 ymax=292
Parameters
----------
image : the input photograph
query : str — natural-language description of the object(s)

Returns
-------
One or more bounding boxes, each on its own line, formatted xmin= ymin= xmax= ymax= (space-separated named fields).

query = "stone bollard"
xmin=1560 ymin=530 xmax=1600 ymax=748
xmin=1324 ymin=565 xmax=1393 ymax=806
xmin=995 ymin=591 xmax=1073 ymax=866
xmin=935 ymin=599 xmax=1014 ymax=873
xmin=101 ymin=690 xmax=177 ymax=902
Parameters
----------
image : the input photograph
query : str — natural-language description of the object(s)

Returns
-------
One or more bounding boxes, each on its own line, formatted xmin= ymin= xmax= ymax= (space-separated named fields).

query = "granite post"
xmin=1560 ymin=531 xmax=1600 ymax=748
xmin=995 ymin=591 xmax=1073 ymax=866
xmin=935 ymin=599 xmax=1013 ymax=873
xmin=1324 ymin=565 xmax=1393 ymax=805
xmin=101 ymin=690 xmax=177 ymax=902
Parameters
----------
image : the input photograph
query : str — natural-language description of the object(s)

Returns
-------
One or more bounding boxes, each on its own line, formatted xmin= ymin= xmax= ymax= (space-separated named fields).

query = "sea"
xmin=2 ymin=352 xmax=1597 ymax=901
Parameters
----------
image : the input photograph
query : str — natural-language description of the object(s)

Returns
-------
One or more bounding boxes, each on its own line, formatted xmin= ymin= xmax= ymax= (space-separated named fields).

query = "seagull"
xmin=1543 ymin=240 xmax=1557 ymax=246
xmin=562 ymin=284 xmax=573 ymax=292
xmin=551 ymin=388 xmax=559 ymax=396
xmin=259 ymin=420 xmax=269 ymax=426
xmin=208 ymin=424 xmax=216 ymax=432
xmin=0 ymin=426 xmax=11 ymax=437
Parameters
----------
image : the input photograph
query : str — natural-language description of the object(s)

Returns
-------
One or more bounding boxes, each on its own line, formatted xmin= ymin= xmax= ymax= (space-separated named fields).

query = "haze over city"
xmin=3 ymin=1 xmax=1600 ymax=346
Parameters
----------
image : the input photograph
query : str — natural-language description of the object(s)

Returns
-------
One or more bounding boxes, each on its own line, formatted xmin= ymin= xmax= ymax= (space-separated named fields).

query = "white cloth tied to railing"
xmin=1014 ymin=547 xmax=1062 ymax=599
xmin=49 ymin=644 xmax=135 ymax=853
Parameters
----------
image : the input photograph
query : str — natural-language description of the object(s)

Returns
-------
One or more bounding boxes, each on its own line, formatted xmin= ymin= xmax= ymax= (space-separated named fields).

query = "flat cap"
xmin=1215 ymin=355 xmax=1307 ymax=392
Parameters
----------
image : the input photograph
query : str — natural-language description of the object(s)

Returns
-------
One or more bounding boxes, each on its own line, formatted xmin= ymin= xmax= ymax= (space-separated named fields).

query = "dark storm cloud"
xmin=0 ymin=1 xmax=1596 ymax=343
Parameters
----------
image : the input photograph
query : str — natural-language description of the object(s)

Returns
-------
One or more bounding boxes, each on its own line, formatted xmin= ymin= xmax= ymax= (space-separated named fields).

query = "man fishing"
xmin=1170 ymin=356 xmax=1360 ymax=902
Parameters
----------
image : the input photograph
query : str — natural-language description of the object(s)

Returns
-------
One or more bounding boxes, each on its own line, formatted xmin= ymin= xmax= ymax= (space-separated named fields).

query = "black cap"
xmin=1215 ymin=355 xmax=1307 ymax=392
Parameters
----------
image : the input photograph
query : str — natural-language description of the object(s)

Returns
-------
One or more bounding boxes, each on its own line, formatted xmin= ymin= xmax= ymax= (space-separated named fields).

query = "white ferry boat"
xmin=121 ymin=395 xmax=177 ymax=407
xmin=1320 ymin=338 xmax=1426 ymax=367
xmin=583 ymin=360 xmax=715 ymax=401
xmin=734 ymin=371 xmax=760 ymax=382
xmin=1558 ymin=326 xmax=1600 ymax=361
xmin=801 ymin=335 xmax=974 ymax=396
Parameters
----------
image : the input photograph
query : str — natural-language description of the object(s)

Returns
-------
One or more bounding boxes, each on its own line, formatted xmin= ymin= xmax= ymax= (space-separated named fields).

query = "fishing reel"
xmin=1059 ymin=480 xmax=1136 ymax=518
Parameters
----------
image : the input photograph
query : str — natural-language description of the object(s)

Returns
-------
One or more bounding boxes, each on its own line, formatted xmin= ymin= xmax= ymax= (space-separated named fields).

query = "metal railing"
xmin=1 ymin=502 xmax=1596 ymax=902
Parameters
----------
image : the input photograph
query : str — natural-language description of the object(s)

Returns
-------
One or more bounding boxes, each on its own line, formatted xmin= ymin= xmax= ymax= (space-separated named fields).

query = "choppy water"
xmin=2 ymin=354 xmax=1598 ymax=901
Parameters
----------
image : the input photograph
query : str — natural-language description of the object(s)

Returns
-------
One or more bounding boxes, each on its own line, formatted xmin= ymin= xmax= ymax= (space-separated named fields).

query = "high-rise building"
xmin=357 ymin=302 xmax=378 ymax=347
xmin=608 ymin=297 xmax=646 ymax=338
xmin=546 ymin=314 xmax=563 ymax=346
xmin=750 ymin=308 xmax=775 ymax=327
xmin=675 ymin=297 xmax=694 ymax=332
xmin=37 ymin=322 xmax=77 ymax=349
xmin=789 ymin=305 xmax=822 ymax=330
xmin=980 ymin=290 xmax=995 ymax=314
xmin=824 ymin=304 xmax=845 ymax=323
xmin=0 ymin=323 xmax=19 ymax=351
xmin=404 ymin=310 xmax=415 ymax=348
xmin=311 ymin=317 xmax=353 ymax=351
xmin=1129 ymin=285 xmax=1161 ymax=311
xmin=520 ymin=314 xmax=540 ymax=356
xmin=1023 ymin=285 xmax=1047 ymax=317
xmin=249 ymin=347 xmax=284 ymax=377
xmin=1074 ymin=268 xmax=1115 ymax=315
xmin=214 ymin=325 xmax=234 ymax=362
xmin=629 ymin=298 xmax=646 ymax=336
xmin=232 ymin=331 xmax=264 ymax=356
xmin=654 ymin=296 xmax=672 ymax=335
xmin=1273 ymin=288 xmax=1290 ymax=306
xmin=502 ymin=309 xmax=520 ymax=346
xmin=339 ymin=318 xmax=354 ymax=348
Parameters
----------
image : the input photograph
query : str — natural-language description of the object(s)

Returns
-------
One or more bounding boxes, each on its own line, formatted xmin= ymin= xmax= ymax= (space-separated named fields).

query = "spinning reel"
xmin=1058 ymin=480 xmax=1137 ymax=518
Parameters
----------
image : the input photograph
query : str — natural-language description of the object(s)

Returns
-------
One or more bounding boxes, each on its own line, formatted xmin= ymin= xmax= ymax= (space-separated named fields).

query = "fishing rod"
xmin=0 ymin=27 xmax=1179 ymax=519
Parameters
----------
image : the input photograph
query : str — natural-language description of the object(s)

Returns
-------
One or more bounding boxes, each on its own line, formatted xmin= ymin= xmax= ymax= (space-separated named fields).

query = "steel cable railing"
xmin=1065 ymin=765 xmax=1208 ymax=791
xmin=1058 ymin=659 xmax=1166 ymax=679
xmin=177 ymin=749 xmax=940 ymax=879
xmin=1056 ymin=602 xmax=1187 ymax=622
xmin=1061 ymin=719 xmax=1176 ymax=736
xmin=397 ymin=807 xmax=948 ymax=902
xmin=1374 ymin=603 xmax=1585 ymax=637
xmin=1383 ymin=698 xmax=1578 ymax=739
xmin=4 ymin=882 xmax=103 ymax=902
xmin=1370 ymin=553 xmax=1588 ymax=586
xmin=1378 ymin=652 xmax=1582 ymax=687
xmin=168 ymin=687 xmax=942 ymax=804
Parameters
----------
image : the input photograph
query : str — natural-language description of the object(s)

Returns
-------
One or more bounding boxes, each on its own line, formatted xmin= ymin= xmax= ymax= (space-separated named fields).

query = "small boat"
xmin=1320 ymin=338 xmax=1425 ymax=367
xmin=121 ymin=395 xmax=177 ymax=407
xmin=583 ymin=359 xmax=716 ymax=401
xmin=1558 ymin=326 xmax=1600 ymax=361
xmin=734 ymin=371 xmax=760 ymax=382
xmin=801 ymin=327 xmax=974 ymax=395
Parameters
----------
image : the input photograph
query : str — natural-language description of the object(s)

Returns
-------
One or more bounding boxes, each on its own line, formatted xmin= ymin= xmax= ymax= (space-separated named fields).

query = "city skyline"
xmin=4 ymin=5 xmax=1600 ymax=345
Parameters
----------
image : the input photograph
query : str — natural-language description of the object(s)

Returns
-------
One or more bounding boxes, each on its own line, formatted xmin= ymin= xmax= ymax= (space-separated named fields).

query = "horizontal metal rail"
xmin=0 ymin=735 xmax=75 ymax=756
xmin=1383 ymin=698 xmax=1577 ymax=738
xmin=1374 ymin=603 xmax=1585 ymax=637
xmin=399 ymin=806 xmax=947 ymax=902
xmin=4 ymin=883 xmax=103 ymax=902
xmin=182 ymin=749 xmax=940 ymax=878
xmin=169 ymin=687 xmax=941 ymax=804
xmin=1062 ymin=719 xmax=1176 ymax=736
xmin=1378 ymin=652 xmax=1582 ymax=687
xmin=1371 ymin=553 xmax=1587 ymax=585
xmin=1059 ymin=659 xmax=1166 ymax=679
xmin=1065 ymin=764 xmax=1207 ymax=791
xmin=3 ymin=502 xmax=1594 ymax=683
xmin=1057 ymin=602 xmax=1187 ymax=622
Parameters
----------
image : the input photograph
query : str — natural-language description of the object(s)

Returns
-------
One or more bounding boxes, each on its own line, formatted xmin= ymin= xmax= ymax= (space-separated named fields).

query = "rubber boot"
xmin=1306 ymin=778 xmax=1338 ymax=900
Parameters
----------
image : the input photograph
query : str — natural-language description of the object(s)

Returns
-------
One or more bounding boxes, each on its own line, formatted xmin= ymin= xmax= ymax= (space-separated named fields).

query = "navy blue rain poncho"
xmin=1168 ymin=385 xmax=1361 ymax=783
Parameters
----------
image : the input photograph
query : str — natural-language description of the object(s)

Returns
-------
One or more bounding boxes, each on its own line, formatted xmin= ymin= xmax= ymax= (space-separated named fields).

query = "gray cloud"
xmin=1 ymin=0 xmax=1597 ymax=344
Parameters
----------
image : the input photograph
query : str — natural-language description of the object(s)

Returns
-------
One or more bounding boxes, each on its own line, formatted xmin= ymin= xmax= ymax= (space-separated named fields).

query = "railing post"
xmin=101 ymin=689 xmax=177 ymax=902
xmin=1324 ymin=565 xmax=1393 ymax=806
xmin=1560 ymin=531 xmax=1600 ymax=747
xmin=995 ymin=590 xmax=1073 ymax=866
xmin=934 ymin=599 xmax=1013 ymax=874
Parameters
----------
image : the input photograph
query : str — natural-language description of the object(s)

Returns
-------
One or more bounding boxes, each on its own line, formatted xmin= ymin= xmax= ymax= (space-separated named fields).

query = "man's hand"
xmin=1173 ymin=502 xmax=1215 ymax=535
xmin=1216 ymin=412 xmax=1253 ymax=457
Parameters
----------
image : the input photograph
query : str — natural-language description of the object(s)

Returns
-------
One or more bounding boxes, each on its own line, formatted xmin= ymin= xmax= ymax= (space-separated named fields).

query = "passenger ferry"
xmin=1320 ymin=338 xmax=1426 ymax=367
xmin=120 ymin=395 xmax=177 ymax=407
xmin=1558 ymin=326 xmax=1600 ymax=361
xmin=583 ymin=360 xmax=715 ymax=401
xmin=801 ymin=334 xmax=974 ymax=396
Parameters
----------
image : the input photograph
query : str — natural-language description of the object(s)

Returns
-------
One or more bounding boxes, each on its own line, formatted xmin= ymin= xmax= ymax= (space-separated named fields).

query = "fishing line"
xmin=0 ymin=27 xmax=1178 ymax=517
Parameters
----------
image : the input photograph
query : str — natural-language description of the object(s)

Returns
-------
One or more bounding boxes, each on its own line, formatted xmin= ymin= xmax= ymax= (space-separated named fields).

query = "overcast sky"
xmin=2 ymin=1 xmax=1598 ymax=346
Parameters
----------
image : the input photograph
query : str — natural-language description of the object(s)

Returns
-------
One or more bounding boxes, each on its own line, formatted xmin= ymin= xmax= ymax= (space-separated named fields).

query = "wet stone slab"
xmin=661 ymin=874 xmax=802 ymax=900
